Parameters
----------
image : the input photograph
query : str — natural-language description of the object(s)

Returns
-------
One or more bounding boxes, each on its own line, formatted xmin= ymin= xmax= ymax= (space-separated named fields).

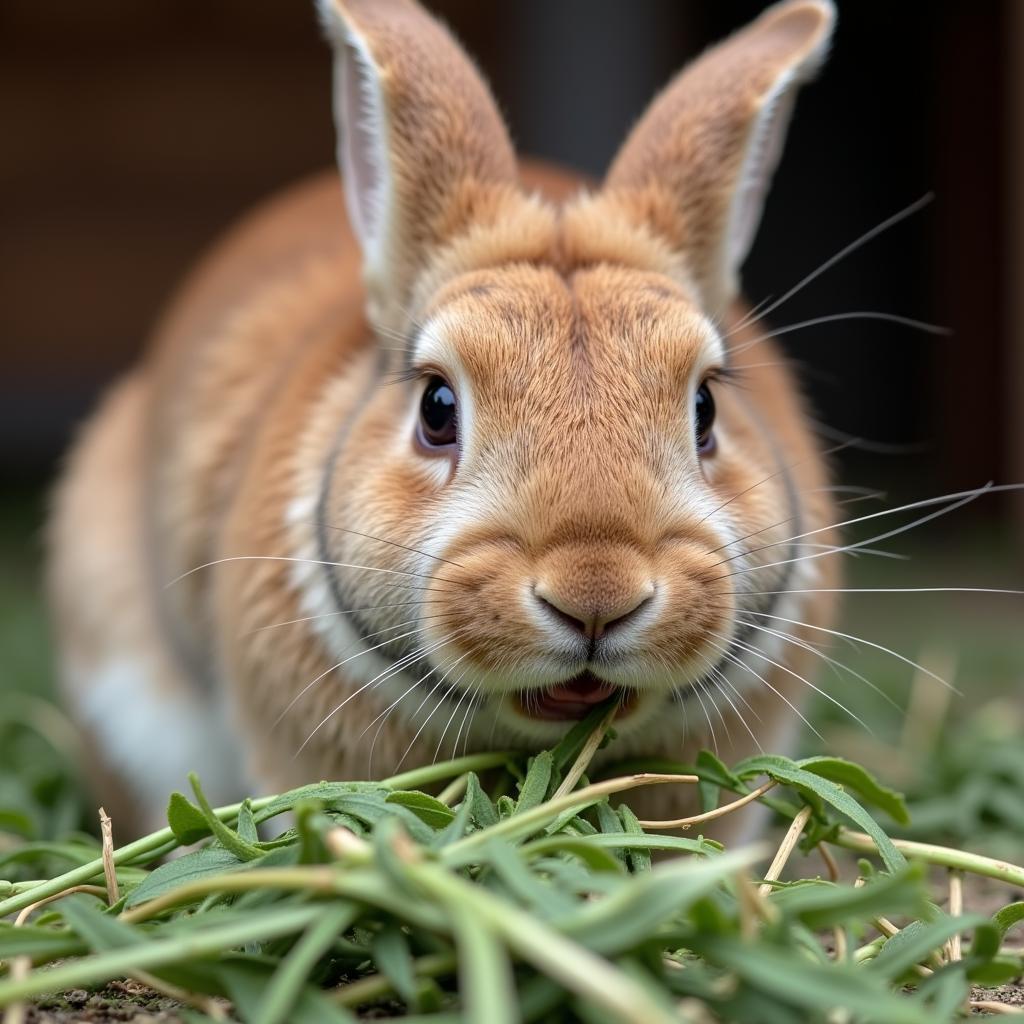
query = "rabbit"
xmin=47 ymin=0 xmax=840 ymax=838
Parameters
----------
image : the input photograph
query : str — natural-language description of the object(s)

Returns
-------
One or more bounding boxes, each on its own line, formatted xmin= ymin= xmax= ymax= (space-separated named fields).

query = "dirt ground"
xmin=24 ymin=982 xmax=192 ymax=1023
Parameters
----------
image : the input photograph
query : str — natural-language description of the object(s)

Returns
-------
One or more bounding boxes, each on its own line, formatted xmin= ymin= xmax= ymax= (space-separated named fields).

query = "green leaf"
xmin=696 ymin=750 xmax=740 ymax=812
xmin=253 ymin=781 xmax=382 ymax=824
xmin=734 ymin=754 xmax=906 ymax=872
xmin=449 ymin=903 xmax=517 ymax=1024
xmin=914 ymin=965 xmax=970 ymax=1018
xmin=550 ymin=704 xmax=614 ymax=773
xmin=702 ymin=936 xmax=933 ymax=1024
xmin=218 ymin=958 xmax=357 ymax=1024
xmin=617 ymin=805 xmax=651 ymax=873
xmin=965 ymin=957 xmax=1023 ymax=986
xmin=189 ymin=773 xmax=263 ymax=862
xmin=167 ymin=791 xmax=212 ymax=846
xmin=61 ymin=894 xmax=141 ymax=951
xmin=328 ymin=792 xmax=436 ymax=845
xmin=559 ymin=848 xmax=761 ymax=955
xmin=769 ymin=865 xmax=929 ymax=929
xmin=386 ymin=791 xmax=456 ymax=830
xmin=481 ymin=839 xmax=578 ymax=918
xmin=798 ymin=756 xmax=909 ymax=824
xmin=0 ymin=923 xmax=84 ymax=961
xmin=993 ymin=900 xmax=1024 ymax=939
xmin=870 ymin=915 xmax=986 ymax=981
xmin=515 ymin=751 xmax=553 ymax=814
xmin=372 ymin=924 xmax=419 ymax=1007
xmin=463 ymin=773 xmax=498 ymax=829
xmin=0 ymin=841 xmax=101 ymax=871
xmin=124 ymin=847 xmax=244 ymax=908
xmin=523 ymin=833 xmax=718 ymax=863
xmin=237 ymin=800 xmax=260 ymax=844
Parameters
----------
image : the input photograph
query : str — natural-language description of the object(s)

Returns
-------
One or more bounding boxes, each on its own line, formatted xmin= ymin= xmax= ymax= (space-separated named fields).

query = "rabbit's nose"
xmin=533 ymin=581 xmax=655 ymax=641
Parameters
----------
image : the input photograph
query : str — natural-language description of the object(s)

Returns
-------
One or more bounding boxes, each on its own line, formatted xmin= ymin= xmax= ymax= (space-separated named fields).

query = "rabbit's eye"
xmin=695 ymin=382 xmax=716 ymax=454
xmin=418 ymin=375 xmax=458 ymax=448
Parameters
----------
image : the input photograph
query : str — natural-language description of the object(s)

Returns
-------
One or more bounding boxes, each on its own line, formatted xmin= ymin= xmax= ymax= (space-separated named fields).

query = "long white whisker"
xmin=392 ymin=662 xmax=475 ymax=774
xmin=708 ymin=662 xmax=763 ymax=752
xmin=316 ymin=523 xmax=465 ymax=568
xmin=713 ymin=482 xmax=1024 ymax=577
xmin=246 ymin=599 xmax=440 ymax=636
xmin=731 ymin=310 xmax=949 ymax=358
xmin=360 ymin=652 xmax=464 ymax=743
xmin=272 ymin=621 xmax=447 ymax=729
xmin=738 ymin=609 xmax=962 ymax=694
xmin=296 ymin=629 xmax=465 ymax=756
xmin=166 ymin=554 xmax=469 ymax=589
xmin=432 ymin=682 xmax=474 ymax=766
xmin=727 ymin=633 xmax=872 ymax=734
xmin=365 ymin=648 xmax=468 ymax=776
xmin=736 ymin=616 xmax=901 ymax=712
xmin=699 ymin=439 xmax=856 ymax=528
xmin=452 ymin=689 xmax=483 ymax=762
xmin=707 ymin=635 xmax=823 ymax=741
xmin=711 ymin=482 xmax=993 ymax=579
xmin=724 ymin=193 xmax=934 ymax=337
xmin=744 ymin=586 xmax=1023 ymax=598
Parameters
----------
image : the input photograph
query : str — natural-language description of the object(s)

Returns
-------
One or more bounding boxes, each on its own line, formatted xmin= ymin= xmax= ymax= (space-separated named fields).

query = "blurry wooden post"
xmin=1010 ymin=0 xmax=1024 ymax=552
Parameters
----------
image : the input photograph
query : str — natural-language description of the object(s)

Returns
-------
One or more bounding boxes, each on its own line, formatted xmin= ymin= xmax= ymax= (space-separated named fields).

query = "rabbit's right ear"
xmin=604 ymin=0 xmax=835 ymax=318
xmin=317 ymin=0 xmax=517 ymax=327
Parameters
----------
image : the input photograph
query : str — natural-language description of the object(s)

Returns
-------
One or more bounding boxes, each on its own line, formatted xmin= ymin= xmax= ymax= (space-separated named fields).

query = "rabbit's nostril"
xmin=533 ymin=583 xmax=654 ymax=640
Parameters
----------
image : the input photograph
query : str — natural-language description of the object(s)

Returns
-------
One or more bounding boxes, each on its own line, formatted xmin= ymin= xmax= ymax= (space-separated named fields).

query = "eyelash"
xmin=703 ymin=365 xmax=742 ymax=387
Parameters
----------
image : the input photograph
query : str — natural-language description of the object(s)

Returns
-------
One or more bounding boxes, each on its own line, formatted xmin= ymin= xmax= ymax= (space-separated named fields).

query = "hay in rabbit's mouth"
xmin=516 ymin=672 xmax=638 ymax=721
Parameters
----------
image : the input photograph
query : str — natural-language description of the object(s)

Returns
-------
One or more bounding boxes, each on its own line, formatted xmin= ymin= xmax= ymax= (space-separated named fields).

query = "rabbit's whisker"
xmin=393 ymin=661 xmax=475 ymax=774
xmin=246 ymin=598 xmax=441 ymax=636
xmin=730 ymin=309 xmax=949 ymax=358
xmin=365 ymin=647 xmax=468 ymax=776
xmin=452 ymin=688 xmax=483 ymax=762
xmin=725 ymin=631 xmax=872 ymax=734
xmin=432 ymin=680 xmax=475 ymax=766
xmin=733 ymin=615 xmax=902 ymax=713
xmin=733 ymin=608 xmax=962 ymax=694
xmin=362 ymin=648 xmax=473 ymax=775
xmin=809 ymin=418 xmax=928 ymax=456
xmin=166 ymin=554 xmax=469 ymax=590
xmin=707 ymin=635 xmax=823 ymax=741
xmin=273 ymin=621 xmax=454 ymax=730
xmin=296 ymin=628 xmax=466 ymax=756
xmin=709 ymin=481 xmax=1022 ymax=575
xmin=317 ymin=523 xmax=465 ymax=568
xmin=699 ymin=438 xmax=856 ymax=528
xmin=725 ymin=193 xmax=934 ymax=338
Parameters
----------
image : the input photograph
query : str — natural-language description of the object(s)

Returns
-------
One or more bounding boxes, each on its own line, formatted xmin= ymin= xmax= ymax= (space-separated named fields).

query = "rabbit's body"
xmin=49 ymin=0 xmax=839 ymax=835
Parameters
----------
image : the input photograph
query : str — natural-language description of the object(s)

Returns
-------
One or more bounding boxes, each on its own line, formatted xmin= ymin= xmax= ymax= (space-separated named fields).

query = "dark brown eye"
xmin=695 ymin=382 xmax=716 ymax=454
xmin=419 ymin=375 xmax=458 ymax=448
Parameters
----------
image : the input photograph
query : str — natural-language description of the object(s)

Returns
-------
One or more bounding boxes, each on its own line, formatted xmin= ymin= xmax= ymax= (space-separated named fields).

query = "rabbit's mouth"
xmin=515 ymin=672 xmax=638 ymax=721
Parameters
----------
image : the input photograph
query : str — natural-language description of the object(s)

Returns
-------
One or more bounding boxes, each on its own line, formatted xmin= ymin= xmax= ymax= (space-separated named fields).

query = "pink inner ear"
xmin=338 ymin=37 xmax=382 ymax=251
xmin=728 ymin=81 xmax=799 ymax=274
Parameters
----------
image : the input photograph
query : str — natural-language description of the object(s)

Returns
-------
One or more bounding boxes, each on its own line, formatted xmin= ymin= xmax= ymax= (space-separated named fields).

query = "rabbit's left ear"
xmin=317 ymin=0 xmax=517 ymax=327
xmin=605 ymin=0 xmax=835 ymax=317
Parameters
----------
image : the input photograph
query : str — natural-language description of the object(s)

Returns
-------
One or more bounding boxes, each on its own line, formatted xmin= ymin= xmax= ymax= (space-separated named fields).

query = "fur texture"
xmin=49 ymin=0 xmax=839 ymax=836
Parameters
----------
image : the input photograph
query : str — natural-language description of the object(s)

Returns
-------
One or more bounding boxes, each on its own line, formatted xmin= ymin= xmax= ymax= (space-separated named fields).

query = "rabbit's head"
xmin=300 ymin=0 xmax=837 ymax=752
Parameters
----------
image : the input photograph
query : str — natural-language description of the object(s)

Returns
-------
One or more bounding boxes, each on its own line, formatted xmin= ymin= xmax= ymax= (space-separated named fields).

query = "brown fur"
xmin=49 ymin=0 xmax=840 ymax=836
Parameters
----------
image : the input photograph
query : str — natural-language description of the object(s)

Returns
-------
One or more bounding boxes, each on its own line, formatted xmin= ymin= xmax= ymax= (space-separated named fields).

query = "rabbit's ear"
xmin=317 ymin=0 xmax=517 ymax=325
xmin=605 ymin=0 xmax=835 ymax=317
